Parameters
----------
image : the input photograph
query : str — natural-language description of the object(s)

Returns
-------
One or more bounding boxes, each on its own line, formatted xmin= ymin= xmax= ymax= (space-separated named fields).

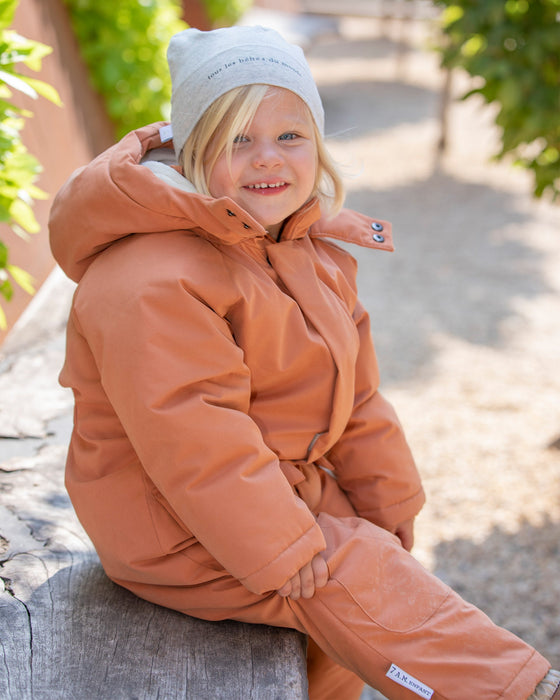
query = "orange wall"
xmin=0 ymin=0 xmax=114 ymax=344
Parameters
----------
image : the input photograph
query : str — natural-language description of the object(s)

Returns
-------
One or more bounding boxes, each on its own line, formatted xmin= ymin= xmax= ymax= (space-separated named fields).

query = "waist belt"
xmin=279 ymin=460 xmax=322 ymax=513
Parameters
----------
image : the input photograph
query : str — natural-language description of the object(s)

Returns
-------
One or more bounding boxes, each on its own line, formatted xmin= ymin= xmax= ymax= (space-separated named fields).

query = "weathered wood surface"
xmin=0 ymin=444 xmax=308 ymax=700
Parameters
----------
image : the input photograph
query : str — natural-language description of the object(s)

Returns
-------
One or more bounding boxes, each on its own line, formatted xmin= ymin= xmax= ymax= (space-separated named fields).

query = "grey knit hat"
xmin=167 ymin=25 xmax=325 ymax=159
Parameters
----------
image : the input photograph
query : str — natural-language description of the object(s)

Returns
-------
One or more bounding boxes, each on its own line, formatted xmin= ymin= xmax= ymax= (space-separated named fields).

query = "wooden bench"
xmin=0 ymin=442 xmax=308 ymax=699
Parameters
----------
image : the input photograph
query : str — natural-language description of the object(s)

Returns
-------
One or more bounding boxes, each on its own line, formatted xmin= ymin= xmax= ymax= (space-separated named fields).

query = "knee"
xmin=314 ymin=513 xmax=451 ymax=634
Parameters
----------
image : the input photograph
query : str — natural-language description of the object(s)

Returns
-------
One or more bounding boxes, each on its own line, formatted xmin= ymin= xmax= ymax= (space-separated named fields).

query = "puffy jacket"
xmin=49 ymin=123 xmax=424 ymax=596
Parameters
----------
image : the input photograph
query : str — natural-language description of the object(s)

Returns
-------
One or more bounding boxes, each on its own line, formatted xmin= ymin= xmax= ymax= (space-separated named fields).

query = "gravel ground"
xmin=1 ymin=11 xmax=559 ymax=699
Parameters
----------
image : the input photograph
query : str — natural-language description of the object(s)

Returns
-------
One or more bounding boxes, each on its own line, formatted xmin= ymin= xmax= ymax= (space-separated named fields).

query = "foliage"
xmin=63 ymin=0 xmax=187 ymax=139
xmin=202 ymin=0 xmax=253 ymax=26
xmin=0 ymin=0 xmax=62 ymax=329
xmin=63 ymin=1 xmax=254 ymax=140
xmin=435 ymin=0 xmax=560 ymax=200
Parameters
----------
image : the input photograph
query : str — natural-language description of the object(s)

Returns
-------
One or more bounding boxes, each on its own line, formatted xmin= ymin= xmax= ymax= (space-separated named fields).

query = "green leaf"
xmin=0 ymin=68 xmax=62 ymax=105
xmin=63 ymin=0 xmax=189 ymax=138
xmin=9 ymin=197 xmax=40 ymax=233
xmin=441 ymin=5 xmax=465 ymax=27
xmin=19 ymin=74 xmax=62 ymax=106
xmin=434 ymin=0 xmax=560 ymax=200
xmin=7 ymin=263 xmax=35 ymax=295
xmin=0 ymin=6 xmax=59 ymax=327
xmin=24 ymin=182 xmax=48 ymax=200
xmin=0 ymin=1 xmax=17 ymax=31
xmin=0 ymin=277 xmax=13 ymax=301
xmin=0 ymin=239 xmax=8 ymax=267
xmin=1 ymin=30 xmax=53 ymax=70
xmin=0 ymin=68 xmax=39 ymax=98
xmin=461 ymin=34 xmax=487 ymax=57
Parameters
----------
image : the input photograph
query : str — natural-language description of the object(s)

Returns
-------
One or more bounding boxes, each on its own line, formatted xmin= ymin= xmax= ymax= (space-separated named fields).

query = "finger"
xmin=401 ymin=530 xmax=414 ymax=552
xmin=311 ymin=554 xmax=329 ymax=589
xmin=288 ymin=572 xmax=302 ymax=601
xmin=277 ymin=578 xmax=293 ymax=598
xmin=298 ymin=562 xmax=315 ymax=600
xmin=395 ymin=520 xmax=415 ymax=552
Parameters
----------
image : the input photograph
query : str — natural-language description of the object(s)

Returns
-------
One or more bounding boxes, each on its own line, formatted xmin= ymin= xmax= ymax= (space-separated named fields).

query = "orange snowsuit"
xmin=49 ymin=124 xmax=549 ymax=699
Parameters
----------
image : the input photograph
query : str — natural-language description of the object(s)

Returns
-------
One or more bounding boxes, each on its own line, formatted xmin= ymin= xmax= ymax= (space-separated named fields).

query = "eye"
xmin=233 ymin=134 xmax=249 ymax=144
xmin=278 ymin=132 xmax=298 ymax=141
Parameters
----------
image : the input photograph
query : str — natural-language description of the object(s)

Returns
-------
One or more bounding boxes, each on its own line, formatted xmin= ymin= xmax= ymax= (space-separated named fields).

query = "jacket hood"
xmin=49 ymin=122 xmax=394 ymax=283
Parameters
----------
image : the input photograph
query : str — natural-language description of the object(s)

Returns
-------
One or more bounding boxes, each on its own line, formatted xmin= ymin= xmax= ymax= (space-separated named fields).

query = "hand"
xmin=393 ymin=518 xmax=415 ymax=552
xmin=277 ymin=553 xmax=329 ymax=601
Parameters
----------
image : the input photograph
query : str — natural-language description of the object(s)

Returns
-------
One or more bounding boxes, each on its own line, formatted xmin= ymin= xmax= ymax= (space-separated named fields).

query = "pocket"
xmin=148 ymin=483 xmax=227 ymax=578
xmin=318 ymin=513 xmax=451 ymax=634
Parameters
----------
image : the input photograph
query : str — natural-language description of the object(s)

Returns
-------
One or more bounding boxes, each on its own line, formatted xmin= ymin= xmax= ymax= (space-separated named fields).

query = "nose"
xmin=252 ymin=140 xmax=282 ymax=168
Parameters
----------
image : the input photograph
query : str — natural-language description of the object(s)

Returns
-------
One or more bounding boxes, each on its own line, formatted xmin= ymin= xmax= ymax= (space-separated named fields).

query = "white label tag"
xmin=159 ymin=124 xmax=173 ymax=143
xmin=386 ymin=664 xmax=434 ymax=698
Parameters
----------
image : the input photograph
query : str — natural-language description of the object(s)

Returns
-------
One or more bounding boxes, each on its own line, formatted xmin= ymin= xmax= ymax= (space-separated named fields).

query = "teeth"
xmin=249 ymin=182 xmax=286 ymax=189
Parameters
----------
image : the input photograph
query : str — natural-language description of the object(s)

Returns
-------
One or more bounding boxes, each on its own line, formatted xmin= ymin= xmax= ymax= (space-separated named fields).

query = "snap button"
xmin=372 ymin=233 xmax=385 ymax=243
xmin=371 ymin=221 xmax=384 ymax=232
xmin=226 ymin=209 xmax=236 ymax=217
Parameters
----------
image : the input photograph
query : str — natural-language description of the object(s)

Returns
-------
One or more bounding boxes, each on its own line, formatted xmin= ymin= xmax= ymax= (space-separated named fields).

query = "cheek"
xmin=299 ymin=152 xmax=319 ymax=194
xmin=207 ymin=159 xmax=232 ymax=198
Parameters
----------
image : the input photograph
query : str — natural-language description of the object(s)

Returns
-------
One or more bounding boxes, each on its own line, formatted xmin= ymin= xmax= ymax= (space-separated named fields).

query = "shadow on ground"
xmin=432 ymin=519 xmax=560 ymax=668
xmin=321 ymin=79 xmax=438 ymax=138
xmin=310 ymin=30 xmax=416 ymax=63
xmin=344 ymin=169 xmax=549 ymax=383
xmin=313 ymin=34 xmax=440 ymax=140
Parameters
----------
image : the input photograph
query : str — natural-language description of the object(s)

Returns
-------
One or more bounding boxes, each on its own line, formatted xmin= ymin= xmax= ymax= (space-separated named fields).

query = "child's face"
xmin=206 ymin=87 xmax=318 ymax=239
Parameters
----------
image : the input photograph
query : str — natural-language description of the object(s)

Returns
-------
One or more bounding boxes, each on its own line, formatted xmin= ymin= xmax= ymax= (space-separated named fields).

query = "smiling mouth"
xmin=245 ymin=182 xmax=287 ymax=190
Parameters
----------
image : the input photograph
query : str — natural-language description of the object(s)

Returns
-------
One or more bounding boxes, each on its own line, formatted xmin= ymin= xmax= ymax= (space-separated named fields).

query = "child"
xmin=49 ymin=25 xmax=559 ymax=700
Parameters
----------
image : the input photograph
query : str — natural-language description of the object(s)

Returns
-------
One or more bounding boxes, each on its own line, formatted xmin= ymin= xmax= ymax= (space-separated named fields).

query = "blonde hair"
xmin=181 ymin=84 xmax=345 ymax=217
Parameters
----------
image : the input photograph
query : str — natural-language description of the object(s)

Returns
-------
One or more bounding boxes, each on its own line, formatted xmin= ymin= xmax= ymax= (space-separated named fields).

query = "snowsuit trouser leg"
xmin=117 ymin=471 xmax=550 ymax=700
xmin=286 ymin=513 xmax=550 ymax=700
xmin=124 ymin=510 xmax=550 ymax=700
xmin=307 ymin=636 xmax=365 ymax=700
